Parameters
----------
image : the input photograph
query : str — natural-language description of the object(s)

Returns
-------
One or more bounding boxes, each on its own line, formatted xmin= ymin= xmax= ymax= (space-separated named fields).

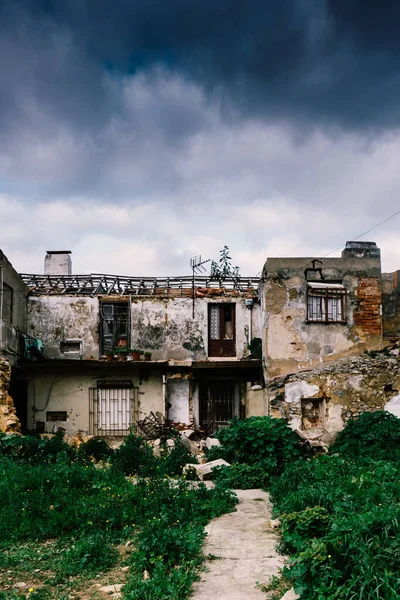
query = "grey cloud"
xmin=2 ymin=0 xmax=400 ymax=131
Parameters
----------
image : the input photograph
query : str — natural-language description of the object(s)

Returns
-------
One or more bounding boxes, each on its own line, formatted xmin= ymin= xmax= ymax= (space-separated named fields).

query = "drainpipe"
xmin=162 ymin=374 xmax=167 ymax=419
xmin=245 ymin=298 xmax=254 ymax=346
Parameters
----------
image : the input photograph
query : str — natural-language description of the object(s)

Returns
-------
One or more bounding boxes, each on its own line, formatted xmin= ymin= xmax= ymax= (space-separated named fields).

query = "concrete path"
xmin=191 ymin=489 xmax=285 ymax=600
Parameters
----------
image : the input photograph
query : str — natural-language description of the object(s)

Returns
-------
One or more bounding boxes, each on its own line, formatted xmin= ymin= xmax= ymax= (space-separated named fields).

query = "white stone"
xmin=180 ymin=434 xmax=202 ymax=454
xmin=98 ymin=584 xmax=123 ymax=594
xmin=285 ymin=381 xmax=319 ymax=405
xmin=385 ymin=394 xmax=400 ymax=418
xmin=280 ymin=588 xmax=300 ymax=600
xmin=205 ymin=437 xmax=221 ymax=450
xmin=195 ymin=459 xmax=231 ymax=481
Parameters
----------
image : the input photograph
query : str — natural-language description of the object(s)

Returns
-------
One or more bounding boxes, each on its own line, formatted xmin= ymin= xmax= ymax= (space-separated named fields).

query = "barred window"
xmin=307 ymin=283 xmax=347 ymax=323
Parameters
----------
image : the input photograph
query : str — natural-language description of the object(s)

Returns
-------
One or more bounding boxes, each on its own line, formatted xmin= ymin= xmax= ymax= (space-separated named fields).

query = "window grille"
xmin=307 ymin=283 xmax=347 ymax=323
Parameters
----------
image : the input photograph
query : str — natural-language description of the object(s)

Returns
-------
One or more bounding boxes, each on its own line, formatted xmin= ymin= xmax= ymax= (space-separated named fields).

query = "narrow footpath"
xmin=191 ymin=489 xmax=285 ymax=600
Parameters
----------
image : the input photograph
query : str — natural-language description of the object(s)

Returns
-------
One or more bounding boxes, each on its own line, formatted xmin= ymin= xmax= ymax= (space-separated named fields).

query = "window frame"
xmin=100 ymin=301 xmax=130 ymax=354
xmin=208 ymin=303 xmax=236 ymax=357
xmin=306 ymin=282 xmax=347 ymax=324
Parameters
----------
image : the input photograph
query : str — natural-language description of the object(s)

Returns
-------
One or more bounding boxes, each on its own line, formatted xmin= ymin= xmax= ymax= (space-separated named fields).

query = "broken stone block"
xmin=179 ymin=434 xmax=202 ymax=455
xmin=166 ymin=438 xmax=175 ymax=449
xmin=194 ymin=459 xmax=231 ymax=481
xmin=205 ymin=437 xmax=221 ymax=450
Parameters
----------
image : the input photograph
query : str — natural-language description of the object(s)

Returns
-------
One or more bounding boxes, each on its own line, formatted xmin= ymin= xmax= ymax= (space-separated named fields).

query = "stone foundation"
xmin=0 ymin=357 xmax=21 ymax=433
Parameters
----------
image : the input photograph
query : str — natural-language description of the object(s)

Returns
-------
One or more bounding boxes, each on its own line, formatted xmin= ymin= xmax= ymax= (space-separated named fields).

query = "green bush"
xmin=270 ymin=455 xmax=400 ymax=599
xmin=212 ymin=416 xmax=304 ymax=477
xmin=330 ymin=410 xmax=400 ymax=460
xmin=212 ymin=463 xmax=269 ymax=489
xmin=0 ymin=432 xmax=76 ymax=464
xmin=110 ymin=433 xmax=157 ymax=476
xmin=77 ymin=437 xmax=113 ymax=462
xmin=163 ymin=441 xmax=197 ymax=477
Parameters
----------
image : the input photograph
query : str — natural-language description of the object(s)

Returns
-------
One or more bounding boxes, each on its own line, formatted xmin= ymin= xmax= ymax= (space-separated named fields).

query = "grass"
xmin=270 ymin=455 xmax=400 ymax=599
xmin=0 ymin=435 xmax=238 ymax=600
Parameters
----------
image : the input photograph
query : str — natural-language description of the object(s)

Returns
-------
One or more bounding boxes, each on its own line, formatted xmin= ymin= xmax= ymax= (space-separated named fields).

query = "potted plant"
xmin=130 ymin=348 xmax=141 ymax=361
xmin=144 ymin=351 xmax=152 ymax=362
xmin=105 ymin=351 xmax=114 ymax=362
xmin=115 ymin=348 xmax=129 ymax=362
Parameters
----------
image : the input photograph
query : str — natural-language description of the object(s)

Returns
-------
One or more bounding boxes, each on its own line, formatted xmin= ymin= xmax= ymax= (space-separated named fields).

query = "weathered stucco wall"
xmin=262 ymin=255 xmax=382 ymax=380
xmin=27 ymin=294 xmax=261 ymax=361
xmin=27 ymin=296 xmax=100 ymax=359
xmin=131 ymin=296 xmax=259 ymax=360
xmin=0 ymin=250 xmax=28 ymax=365
xmin=268 ymin=346 xmax=400 ymax=443
xmin=26 ymin=366 xmax=164 ymax=434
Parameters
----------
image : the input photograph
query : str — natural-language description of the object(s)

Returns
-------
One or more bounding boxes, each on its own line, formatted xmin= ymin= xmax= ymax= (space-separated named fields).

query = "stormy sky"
xmin=2 ymin=0 xmax=400 ymax=275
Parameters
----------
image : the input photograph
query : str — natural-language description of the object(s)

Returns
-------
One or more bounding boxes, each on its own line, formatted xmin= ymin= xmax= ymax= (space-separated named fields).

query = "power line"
xmin=261 ymin=207 xmax=400 ymax=279
xmin=321 ymin=207 xmax=400 ymax=259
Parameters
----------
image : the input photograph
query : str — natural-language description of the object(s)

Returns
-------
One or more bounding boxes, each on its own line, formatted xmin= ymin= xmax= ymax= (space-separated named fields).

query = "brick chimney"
xmin=44 ymin=251 xmax=72 ymax=275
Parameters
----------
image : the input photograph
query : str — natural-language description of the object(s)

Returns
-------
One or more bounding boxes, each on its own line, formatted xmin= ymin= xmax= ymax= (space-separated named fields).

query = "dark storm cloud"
xmin=2 ymin=0 xmax=400 ymax=130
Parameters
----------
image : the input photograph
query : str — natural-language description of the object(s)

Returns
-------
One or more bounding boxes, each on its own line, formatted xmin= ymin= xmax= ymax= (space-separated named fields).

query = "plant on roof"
xmin=210 ymin=245 xmax=241 ymax=280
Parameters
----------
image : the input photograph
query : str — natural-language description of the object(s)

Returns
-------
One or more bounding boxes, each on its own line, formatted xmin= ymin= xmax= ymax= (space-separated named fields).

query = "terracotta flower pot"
xmin=144 ymin=353 xmax=152 ymax=361
xmin=118 ymin=353 xmax=127 ymax=362
xmin=131 ymin=351 xmax=141 ymax=361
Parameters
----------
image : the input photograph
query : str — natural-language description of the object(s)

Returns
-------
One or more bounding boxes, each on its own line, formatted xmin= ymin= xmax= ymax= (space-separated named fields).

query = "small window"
xmin=3 ymin=283 xmax=13 ymax=323
xmin=60 ymin=340 xmax=82 ymax=355
xmin=301 ymin=398 xmax=326 ymax=429
xmin=307 ymin=283 xmax=347 ymax=323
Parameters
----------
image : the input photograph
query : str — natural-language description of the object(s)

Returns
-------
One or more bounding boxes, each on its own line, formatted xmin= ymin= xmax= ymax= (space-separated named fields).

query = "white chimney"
xmin=44 ymin=251 xmax=72 ymax=275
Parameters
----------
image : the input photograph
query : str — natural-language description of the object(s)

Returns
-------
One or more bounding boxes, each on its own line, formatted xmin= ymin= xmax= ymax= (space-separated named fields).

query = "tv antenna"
xmin=190 ymin=255 xmax=210 ymax=317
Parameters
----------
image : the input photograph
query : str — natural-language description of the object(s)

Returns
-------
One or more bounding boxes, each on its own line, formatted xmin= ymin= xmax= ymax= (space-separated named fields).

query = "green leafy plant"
xmin=330 ymin=410 xmax=400 ymax=460
xmin=210 ymin=416 xmax=305 ymax=478
xmin=270 ymin=455 xmax=400 ymax=599
xmin=56 ymin=533 xmax=118 ymax=577
xmin=210 ymin=245 xmax=240 ymax=279
xmin=110 ymin=433 xmax=157 ymax=476
xmin=248 ymin=337 xmax=262 ymax=359
xmin=212 ymin=463 xmax=269 ymax=489
xmin=77 ymin=437 xmax=113 ymax=462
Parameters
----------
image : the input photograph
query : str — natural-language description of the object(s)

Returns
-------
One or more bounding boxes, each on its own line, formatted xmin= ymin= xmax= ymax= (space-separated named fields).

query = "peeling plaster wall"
xmin=27 ymin=294 xmax=260 ymax=362
xmin=130 ymin=296 xmax=259 ymax=360
xmin=269 ymin=347 xmax=400 ymax=442
xmin=262 ymin=255 xmax=382 ymax=380
xmin=167 ymin=378 xmax=190 ymax=424
xmin=27 ymin=296 xmax=99 ymax=359
xmin=26 ymin=367 xmax=164 ymax=435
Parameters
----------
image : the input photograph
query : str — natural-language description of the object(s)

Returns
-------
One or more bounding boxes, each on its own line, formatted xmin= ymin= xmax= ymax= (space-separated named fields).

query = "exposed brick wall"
xmin=354 ymin=277 xmax=382 ymax=336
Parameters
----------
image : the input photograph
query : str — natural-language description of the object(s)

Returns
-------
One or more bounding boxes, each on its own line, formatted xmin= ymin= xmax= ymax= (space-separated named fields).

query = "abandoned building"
xmin=1 ymin=250 xmax=262 ymax=437
xmin=1 ymin=241 xmax=400 ymax=443
xmin=261 ymin=241 xmax=400 ymax=443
